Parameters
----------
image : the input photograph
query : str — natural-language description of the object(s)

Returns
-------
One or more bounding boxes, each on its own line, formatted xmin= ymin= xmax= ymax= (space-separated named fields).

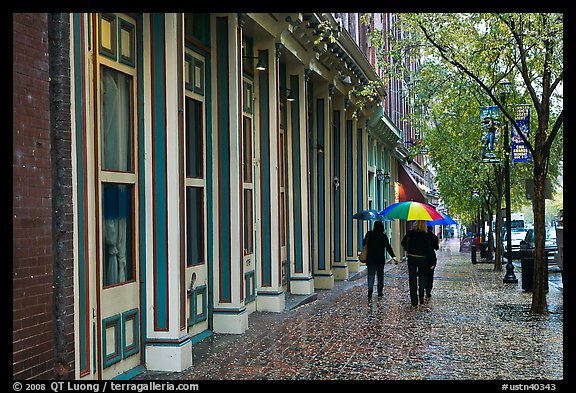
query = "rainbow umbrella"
xmin=380 ymin=201 xmax=443 ymax=221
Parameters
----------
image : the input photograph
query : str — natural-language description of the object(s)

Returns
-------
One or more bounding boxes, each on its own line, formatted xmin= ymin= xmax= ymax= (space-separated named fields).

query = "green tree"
xmin=393 ymin=13 xmax=563 ymax=314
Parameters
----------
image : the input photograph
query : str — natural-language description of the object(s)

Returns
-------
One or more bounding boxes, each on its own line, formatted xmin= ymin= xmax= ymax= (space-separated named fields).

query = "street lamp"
xmin=500 ymin=81 xmax=518 ymax=283
xmin=471 ymin=190 xmax=480 ymax=264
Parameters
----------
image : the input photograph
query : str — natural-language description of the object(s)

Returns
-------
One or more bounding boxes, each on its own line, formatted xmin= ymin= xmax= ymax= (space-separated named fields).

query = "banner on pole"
xmin=512 ymin=104 xmax=530 ymax=163
xmin=480 ymin=105 xmax=501 ymax=163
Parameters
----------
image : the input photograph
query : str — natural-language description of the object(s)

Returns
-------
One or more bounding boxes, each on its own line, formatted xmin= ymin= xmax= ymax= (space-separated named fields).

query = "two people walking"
xmin=401 ymin=220 xmax=438 ymax=309
xmin=362 ymin=219 xmax=439 ymax=308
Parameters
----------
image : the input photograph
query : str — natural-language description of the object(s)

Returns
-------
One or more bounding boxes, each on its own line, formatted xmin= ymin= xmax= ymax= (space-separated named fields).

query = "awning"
xmin=398 ymin=164 xmax=426 ymax=203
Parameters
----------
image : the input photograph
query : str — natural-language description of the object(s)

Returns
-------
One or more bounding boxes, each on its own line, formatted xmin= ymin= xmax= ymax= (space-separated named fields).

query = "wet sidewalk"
xmin=135 ymin=238 xmax=564 ymax=382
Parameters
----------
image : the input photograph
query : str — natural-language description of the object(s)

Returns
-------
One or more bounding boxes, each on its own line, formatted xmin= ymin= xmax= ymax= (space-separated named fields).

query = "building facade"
xmin=13 ymin=12 xmax=434 ymax=380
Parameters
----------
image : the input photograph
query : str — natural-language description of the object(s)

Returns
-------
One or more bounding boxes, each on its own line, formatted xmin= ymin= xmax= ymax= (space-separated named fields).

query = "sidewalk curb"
xmin=284 ymin=292 xmax=318 ymax=311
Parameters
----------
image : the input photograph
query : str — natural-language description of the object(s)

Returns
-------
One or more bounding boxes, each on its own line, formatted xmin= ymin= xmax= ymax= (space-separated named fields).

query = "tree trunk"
xmin=486 ymin=206 xmax=494 ymax=262
xmin=530 ymin=134 xmax=549 ymax=314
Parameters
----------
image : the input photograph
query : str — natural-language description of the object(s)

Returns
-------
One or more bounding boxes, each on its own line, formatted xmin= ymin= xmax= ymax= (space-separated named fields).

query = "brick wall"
xmin=13 ymin=13 xmax=55 ymax=380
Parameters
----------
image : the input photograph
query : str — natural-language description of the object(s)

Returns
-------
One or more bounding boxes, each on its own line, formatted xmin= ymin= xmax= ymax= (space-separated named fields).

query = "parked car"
xmin=502 ymin=228 xmax=528 ymax=260
xmin=521 ymin=228 xmax=558 ymax=265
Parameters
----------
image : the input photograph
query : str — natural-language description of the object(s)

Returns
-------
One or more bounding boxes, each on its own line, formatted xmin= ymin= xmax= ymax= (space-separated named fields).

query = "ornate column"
xmin=286 ymin=68 xmax=315 ymax=295
xmin=210 ymin=13 xmax=248 ymax=334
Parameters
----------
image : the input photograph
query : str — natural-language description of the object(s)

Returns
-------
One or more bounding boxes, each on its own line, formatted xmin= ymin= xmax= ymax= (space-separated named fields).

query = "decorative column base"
xmin=213 ymin=308 xmax=248 ymax=334
xmin=347 ymin=259 xmax=361 ymax=272
xmin=256 ymin=290 xmax=285 ymax=312
xmin=289 ymin=276 xmax=315 ymax=295
xmin=145 ymin=337 xmax=192 ymax=372
xmin=332 ymin=264 xmax=349 ymax=280
xmin=314 ymin=272 xmax=334 ymax=289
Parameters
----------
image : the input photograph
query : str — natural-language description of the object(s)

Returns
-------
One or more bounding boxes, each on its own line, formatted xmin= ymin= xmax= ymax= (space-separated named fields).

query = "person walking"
xmin=362 ymin=220 xmax=397 ymax=300
xmin=401 ymin=220 xmax=435 ymax=309
xmin=425 ymin=226 xmax=440 ymax=300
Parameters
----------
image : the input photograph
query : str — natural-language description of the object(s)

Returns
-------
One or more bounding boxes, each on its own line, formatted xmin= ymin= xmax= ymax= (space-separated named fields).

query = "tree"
xmin=395 ymin=13 xmax=563 ymax=314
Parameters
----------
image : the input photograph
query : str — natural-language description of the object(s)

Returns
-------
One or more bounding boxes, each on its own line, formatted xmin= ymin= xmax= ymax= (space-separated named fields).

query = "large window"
xmin=100 ymin=63 xmax=135 ymax=287
xmin=184 ymin=50 xmax=206 ymax=267
xmin=97 ymin=13 xmax=138 ymax=288
xmin=243 ymin=115 xmax=254 ymax=255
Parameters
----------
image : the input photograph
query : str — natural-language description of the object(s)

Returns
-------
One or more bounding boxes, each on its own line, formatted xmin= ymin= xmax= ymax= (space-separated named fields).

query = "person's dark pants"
xmin=367 ymin=264 xmax=385 ymax=297
xmin=407 ymin=256 xmax=429 ymax=306
xmin=425 ymin=266 xmax=435 ymax=297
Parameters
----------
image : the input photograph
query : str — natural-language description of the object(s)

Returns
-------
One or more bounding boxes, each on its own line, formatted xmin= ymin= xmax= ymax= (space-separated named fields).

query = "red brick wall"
xmin=13 ymin=13 xmax=55 ymax=380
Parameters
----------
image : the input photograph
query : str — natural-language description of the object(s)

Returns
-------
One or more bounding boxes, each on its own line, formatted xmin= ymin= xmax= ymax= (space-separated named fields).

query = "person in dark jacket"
xmin=425 ymin=226 xmax=440 ymax=299
xmin=401 ymin=220 xmax=435 ymax=308
xmin=362 ymin=220 xmax=397 ymax=300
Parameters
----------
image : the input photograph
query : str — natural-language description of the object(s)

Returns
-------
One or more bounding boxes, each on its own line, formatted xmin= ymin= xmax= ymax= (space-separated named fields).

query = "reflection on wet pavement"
xmin=135 ymin=238 xmax=563 ymax=381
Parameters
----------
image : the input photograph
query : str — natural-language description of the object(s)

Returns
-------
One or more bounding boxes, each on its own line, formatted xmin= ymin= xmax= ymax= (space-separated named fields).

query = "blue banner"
xmin=511 ymin=104 xmax=530 ymax=163
xmin=480 ymin=105 xmax=501 ymax=163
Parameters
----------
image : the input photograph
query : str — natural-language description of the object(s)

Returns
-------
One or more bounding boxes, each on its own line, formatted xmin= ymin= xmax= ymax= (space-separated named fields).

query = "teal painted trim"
xmin=216 ymin=17 xmax=231 ymax=302
xmin=281 ymin=64 xmax=291 ymax=275
xmin=145 ymin=336 xmax=192 ymax=347
xmin=102 ymin=315 xmax=122 ymax=368
xmin=121 ymin=309 xmax=140 ymax=359
xmin=116 ymin=365 xmax=145 ymax=380
xmin=333 ymin=111 xmax=341 ymax=261
xmin=191 ymin=330 xmax=213 ymax=345
xmin=72 ymin=13 xmax=89 ymax=375
xmin=244 ymin=271 xmax=256 ymax=303
xmin=118 ymin=17 xmax=136 ymax=67
xmin=98 ymin=14 xmax=118 ymax=61
xmin=316 ymin=98 xmax=325 ymax=270
xmin=213 ymin=306 xmax=247 ymax=314
xmin=259 ymin=52 xmax=272 ymax=286
xmin=193 ymin=58 xmax=205 ymax=95
xmin=151 ymin=13 xmax=169 ymax=330
xmin=290 ymin=78 xmax=303 ymax=273
xmin=204 ymin=55 xmax=214 ymax=330
xmin=256 ymin=290 xmax=284 ymax=296
xmin=307 ymin=81 xmax=314 ymax=273
xmin=346 ymin=121 xmax=354 ymax=257
xmin=357 ymin=128 xmax=363 ymax=251
xmin=188 ymin=285 xmax=207 ymax=326
xmin=135 ymin=13 xmax=147 ymax=365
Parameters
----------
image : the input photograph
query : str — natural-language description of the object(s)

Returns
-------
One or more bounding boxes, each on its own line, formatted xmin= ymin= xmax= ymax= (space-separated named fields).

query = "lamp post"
xmin=471 ymin=190 xmax=480 ymax=264
xmin=376 ymin=169 xmax=383 ymax=210
xmin=383 ymin=172 xmax=391 ymax=184
xmin=500 ymin=81 xmax=518 ymax=283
